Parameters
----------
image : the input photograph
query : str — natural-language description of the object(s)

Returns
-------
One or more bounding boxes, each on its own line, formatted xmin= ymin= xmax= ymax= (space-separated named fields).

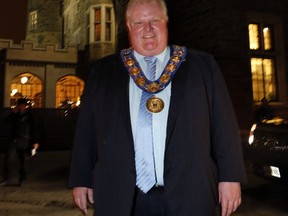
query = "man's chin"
xmin=137 ymin=44 xmax=165 ymax=56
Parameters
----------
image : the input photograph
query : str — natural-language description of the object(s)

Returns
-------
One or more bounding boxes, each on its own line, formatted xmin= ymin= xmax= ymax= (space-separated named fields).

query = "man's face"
xmin=126 ymin=2 xmax=168 ymax=56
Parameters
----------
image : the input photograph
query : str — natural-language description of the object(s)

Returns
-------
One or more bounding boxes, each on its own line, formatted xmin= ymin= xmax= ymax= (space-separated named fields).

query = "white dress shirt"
xmin=129 ymin=47 xmax=171 ymax=186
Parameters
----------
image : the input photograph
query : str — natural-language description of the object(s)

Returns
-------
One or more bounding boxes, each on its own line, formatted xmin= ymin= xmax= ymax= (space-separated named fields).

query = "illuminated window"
xmin=248 ymin=24 xmax=260 ymax=50
xmin=29 ymin=11 xmax=38 ymax=31
xmin=56 ymin=75 xmax=84 ymax=109
xmin=263 ymin=26 xmax=273 ymax=50
xmin=248 ymin=24 xmax=274 ymax=51
xmin=248 ymin=21 xmax=278 ymax=102
xmin=89 ymin=4 xmax=115 ymax=43
xmin=251 ymin=58 xmax=277 ymax=102
xmin=10 ymin=73 xmax=43 ymax=108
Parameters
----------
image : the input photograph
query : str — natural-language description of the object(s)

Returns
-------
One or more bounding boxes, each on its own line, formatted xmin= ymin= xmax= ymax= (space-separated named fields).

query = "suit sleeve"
xmin=207 ymin=55 xmax=246 ymax=183
xmin=68 ymin=64 xmax=99 ymax=189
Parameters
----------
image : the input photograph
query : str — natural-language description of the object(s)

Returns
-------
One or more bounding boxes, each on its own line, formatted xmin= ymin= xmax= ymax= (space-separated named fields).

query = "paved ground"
xmin=235 ymin=165 xmax=288 ymax=216
xmin=0 ymin=150 xmax=288 ymax=216
xmin=0 ymin=151 xmax=93 ymax=216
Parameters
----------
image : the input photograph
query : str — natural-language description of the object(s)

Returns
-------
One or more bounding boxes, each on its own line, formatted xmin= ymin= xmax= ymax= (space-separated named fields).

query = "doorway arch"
xmin=10 ymin=72 xmax=43 ymax=108
xmin=56 ymin=75 xmax=84 ymax=108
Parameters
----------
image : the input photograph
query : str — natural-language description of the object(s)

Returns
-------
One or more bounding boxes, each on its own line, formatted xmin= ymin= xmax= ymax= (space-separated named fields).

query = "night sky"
xmin=0 ymin=0 xmax=28 ymax=43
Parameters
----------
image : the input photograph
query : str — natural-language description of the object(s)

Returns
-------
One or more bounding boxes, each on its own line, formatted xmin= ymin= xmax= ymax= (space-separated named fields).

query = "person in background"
xmin=0 ymin=98 xmax=39 ymax=186
xmin=69 ymin=0 xmax=246 ymax=215
xmin=255 ymin=97 xmax=275 ymax=122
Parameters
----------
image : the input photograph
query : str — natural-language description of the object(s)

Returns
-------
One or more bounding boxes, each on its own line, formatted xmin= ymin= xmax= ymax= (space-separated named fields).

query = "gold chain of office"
xmin=120 ymin=45 xmax=187 ymax=94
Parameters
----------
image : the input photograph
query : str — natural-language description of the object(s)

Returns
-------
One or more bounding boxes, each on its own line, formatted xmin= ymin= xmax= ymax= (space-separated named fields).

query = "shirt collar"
xmin=133 ymin=47 xmax=169 ymax=65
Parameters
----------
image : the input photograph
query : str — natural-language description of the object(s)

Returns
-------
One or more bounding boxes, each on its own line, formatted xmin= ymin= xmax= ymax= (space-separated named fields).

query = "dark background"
xmin=0 ymin=0 xmax=28 ymax=43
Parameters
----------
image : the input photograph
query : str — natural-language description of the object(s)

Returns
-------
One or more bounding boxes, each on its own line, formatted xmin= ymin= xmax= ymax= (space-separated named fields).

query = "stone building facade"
xmin=26 ymin=0 xmax=63 ymax=48
xmin=62 ymin=0 xmax=116 ymax=60
xmin=0 ymin=0 xmax=115 ymax=110
xmin=0 ymin=0 xmax=288 ymax=130
xmin=112 ymin=0 xmax=288 ymax=129
xmin=163 ymin=0 xmax=288 ymax=129
xmin=0 ymin=40 xmax=77 ymax=108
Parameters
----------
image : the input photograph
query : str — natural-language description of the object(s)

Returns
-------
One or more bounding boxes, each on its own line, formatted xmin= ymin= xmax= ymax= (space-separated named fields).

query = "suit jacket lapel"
xmin=166 ymin=61 xmax=188 ymax=147
xmin=115 ymin=53 xmax=188 ymax=150
xmin=116 ymin=59 xmax=135 ymax=148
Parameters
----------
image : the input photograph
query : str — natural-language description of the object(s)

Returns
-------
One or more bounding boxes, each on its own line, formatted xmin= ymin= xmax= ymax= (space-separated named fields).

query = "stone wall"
xmin=165 ymin=0 xmax=288 ymax=129
xmin=26 ymin=0 xmax=62 ymax=47
xmin=0 ymin=40 xmax=77 ymax=108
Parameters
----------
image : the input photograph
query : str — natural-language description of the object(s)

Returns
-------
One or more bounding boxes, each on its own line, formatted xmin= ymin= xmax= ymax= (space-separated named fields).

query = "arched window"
xmin=56 ymin=75 xmax=84 ymax=108
xmin=10 ymin=72 xmax=43 ymax=108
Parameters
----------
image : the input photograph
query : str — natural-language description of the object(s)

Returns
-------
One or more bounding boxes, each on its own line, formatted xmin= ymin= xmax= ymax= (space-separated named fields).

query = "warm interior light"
xmin=263 ymin=27 xmax=269 ymax=33
xmin=21 ymin=76 xmax=28 ymax=84
xmin=248 ymin=124 xmax=257 ymax=145
xmin=10 ymin=89 xmax=18 ymax=96
xmin=76 ymin=97 xmax=81 ymax=106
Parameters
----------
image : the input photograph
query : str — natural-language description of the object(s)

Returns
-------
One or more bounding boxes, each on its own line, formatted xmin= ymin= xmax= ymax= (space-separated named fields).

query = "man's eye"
xmin=134 ymin=21 xmax=143 ymax=26
xmin=151 ymin=19 xmax=161 ymax=24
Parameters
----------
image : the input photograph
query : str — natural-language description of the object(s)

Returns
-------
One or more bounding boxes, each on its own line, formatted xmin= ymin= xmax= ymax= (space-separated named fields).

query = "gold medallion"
xmin=165 ymin=63 xmax=176 ymax=72
xmin=135 ymin=77 xmax=146 ymax=86
xmin=130 ymin=67 xmax=140 ymax=76
xmin=172 ymin=56 xmax=181 ymax=63
xmin=147 ymin=82 xmax=160 ymax=93
xmin=121 ymin=45 xmax=187 ymax=94
xmin=146 ymin=96 xmax=164 ymax=113
xmin=159 ymin=74 xmax=170 ymax=84
xmin=125 ymin=59 xmax=135 ymax=66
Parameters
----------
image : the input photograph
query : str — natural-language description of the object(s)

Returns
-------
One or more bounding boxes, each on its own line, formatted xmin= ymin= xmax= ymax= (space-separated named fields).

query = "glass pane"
xmin=30 ymin=11 xmax=37 ymax=30
xmin=251 ymin=58 xmax=264 ymax=101
xmin=251 ymin=58 xmax=277 ymax=102
xmin=10 ymin=73 xmax=43 ymax=108
xmin=95 ymin=23 xmax=101 ymax=41
xmin=263 ymin=26 xmax=273 ymax=50
xmin=263 ymin=59 xmax=276 ymax=100
xmin=95 ymin=8 xmax=101 ymax=22
xmin=106 ymin=8 xmax=111 ymax=21
xmin=56 ymin=75 xmax=84 ymax=108
xmin=105 ymin=23 xmax=111 ymax=41
xmin=248 ymin=24 xmax=260 ymax=50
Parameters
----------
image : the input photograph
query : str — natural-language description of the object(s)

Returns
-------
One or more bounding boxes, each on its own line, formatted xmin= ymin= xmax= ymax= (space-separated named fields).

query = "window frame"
xmin=10 ymin=72 xmax=43 ymax=108
xmin=247 ymin=12 xmax=286 ymax=103
xmin=29 ymin=11 xmax=38 ymax=31
xmin=55 ymin=75 xmax=84 ymax=109
xmin=88 ymin=4 xmax=115 ymax=44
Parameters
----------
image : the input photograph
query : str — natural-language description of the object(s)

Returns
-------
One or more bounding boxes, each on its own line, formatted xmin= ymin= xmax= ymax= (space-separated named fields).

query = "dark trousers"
xmin=2 ymin=139 xmax=29 ymax=184
xmin=133 ymin=187 xmax=166 ymax=216
xmin=132 ymin=187 xmax=221 ymax=216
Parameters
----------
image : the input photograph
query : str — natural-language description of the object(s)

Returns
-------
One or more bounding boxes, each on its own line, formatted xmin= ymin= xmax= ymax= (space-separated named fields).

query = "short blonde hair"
xmin=126 ymin=0 xmax=168 ymax=22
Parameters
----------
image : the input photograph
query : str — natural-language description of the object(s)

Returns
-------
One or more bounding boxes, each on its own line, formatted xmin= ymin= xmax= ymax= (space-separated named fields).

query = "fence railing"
xmin=0 ymin=108 xmax=79 ymax=152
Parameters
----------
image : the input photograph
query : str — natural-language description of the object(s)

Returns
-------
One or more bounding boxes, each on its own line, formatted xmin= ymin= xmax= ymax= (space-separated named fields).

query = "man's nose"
xmin=144 ymin=22 xmax=153 ymax=31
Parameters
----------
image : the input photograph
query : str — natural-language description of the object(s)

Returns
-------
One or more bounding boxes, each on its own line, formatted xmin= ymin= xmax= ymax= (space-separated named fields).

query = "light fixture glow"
xmin=263 ymin=27 xmax=269 ymax=33
xmin=21 ymin=76 xmax=28 ymax=84
xmin=10 ymin=89 xmax=18 ymax=96
xmin=248 ymin=124 xmax=257 ymax=145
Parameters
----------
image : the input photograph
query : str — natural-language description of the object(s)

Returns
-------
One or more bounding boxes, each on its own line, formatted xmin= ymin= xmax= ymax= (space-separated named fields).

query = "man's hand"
xmin=72 ymin=187 xmax=94 ymax=215
xmin=33 ymin=143 xmax=39 ymax=149
xmin=218 ymin=182 xmax=241 ymax=216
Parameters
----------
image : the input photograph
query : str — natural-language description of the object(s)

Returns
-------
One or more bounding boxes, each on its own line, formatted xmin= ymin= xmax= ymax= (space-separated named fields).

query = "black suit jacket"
xmin=69 ymin=48 xmax=246 ymax=215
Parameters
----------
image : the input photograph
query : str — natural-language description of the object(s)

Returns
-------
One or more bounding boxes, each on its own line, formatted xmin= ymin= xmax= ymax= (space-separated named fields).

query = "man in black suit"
xmin=69 ymin=0 xmax=246 ymax=215
xmin=1 ymin=98 xmax=39 ymax=186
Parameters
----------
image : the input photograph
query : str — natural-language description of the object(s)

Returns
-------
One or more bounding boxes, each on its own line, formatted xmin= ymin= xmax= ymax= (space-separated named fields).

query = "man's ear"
xmin=126 ymin=22 xmax=131 ymax=32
